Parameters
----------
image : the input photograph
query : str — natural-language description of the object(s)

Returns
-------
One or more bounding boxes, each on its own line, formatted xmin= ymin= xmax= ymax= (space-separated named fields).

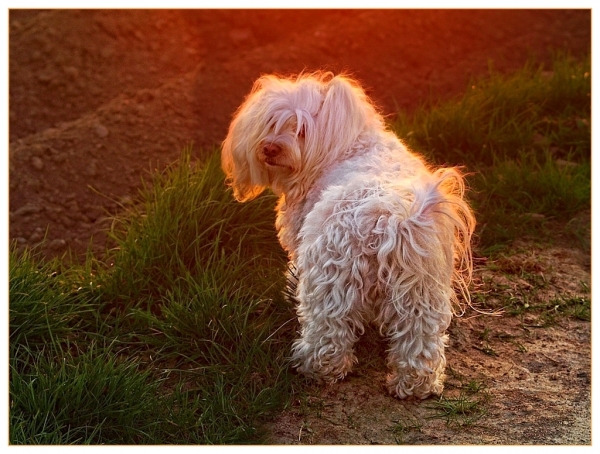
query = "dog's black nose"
xmin=263 ymin=143 xmax=281 ymax=157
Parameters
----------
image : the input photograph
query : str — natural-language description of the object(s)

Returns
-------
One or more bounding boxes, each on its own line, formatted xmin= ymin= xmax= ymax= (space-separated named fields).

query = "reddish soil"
xmin=8 ymin=9 xmax=591 ymax=445
xmin=9 ymin=9 xmax=590 ymax=258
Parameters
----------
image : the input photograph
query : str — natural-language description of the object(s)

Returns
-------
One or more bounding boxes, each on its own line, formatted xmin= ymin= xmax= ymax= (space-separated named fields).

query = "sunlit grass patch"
xmin=423 ymin=367 xmax=490 ymax=429
xmin=508 ymin=294 xmax=591 ymax=328
xmin=9 ymin=248 xmax=100 ymax=349
xmin=393 ymin=52 xmax=590 ymax=251
xmin=471 ymin=153 xmax=590 ymax=251
xmin=103 ymin=148 xmax=285 ymax=306
xmin=394 ymin=53 xmax=590 ymax=166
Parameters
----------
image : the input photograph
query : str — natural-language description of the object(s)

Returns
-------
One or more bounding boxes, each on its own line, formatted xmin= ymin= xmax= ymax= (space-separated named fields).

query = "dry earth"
xmin=8 ymin=9 xmax=591 ymax=445
xmin=268 ymin=241 xmax=591 ymax=444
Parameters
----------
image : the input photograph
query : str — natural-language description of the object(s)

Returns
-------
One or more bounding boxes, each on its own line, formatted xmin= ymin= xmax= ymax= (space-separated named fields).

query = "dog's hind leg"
xmin=375 ymin=176 xmax=460 ymax=399
xmin=378 ymin=233 xmax=454 ymax=399
xmin=382 ymin=292 xmax=452 ymax=399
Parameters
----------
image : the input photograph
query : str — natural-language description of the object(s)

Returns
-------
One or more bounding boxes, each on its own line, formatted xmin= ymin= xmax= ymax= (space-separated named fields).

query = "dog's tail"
xmin=377 ymin=167 xmax=475 ymax=319
xmin=430 ymin=167 xmax=476 ymax=314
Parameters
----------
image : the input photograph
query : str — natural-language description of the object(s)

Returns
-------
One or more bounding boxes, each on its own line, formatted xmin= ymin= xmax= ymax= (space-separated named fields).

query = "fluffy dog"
xmin=222 ymin=72 xmax=475 ymax=399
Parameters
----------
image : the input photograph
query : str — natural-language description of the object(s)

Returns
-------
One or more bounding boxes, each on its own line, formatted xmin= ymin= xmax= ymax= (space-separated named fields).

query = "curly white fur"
xmin=222 ymin=72 xmax=475 ymax=399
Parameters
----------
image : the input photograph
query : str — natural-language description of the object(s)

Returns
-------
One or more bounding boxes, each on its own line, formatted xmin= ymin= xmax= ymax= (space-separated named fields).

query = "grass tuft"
xmin=426 ymin=382 xmax=490 ymax=428
xmin=393 ymin=52 xmax=590 ymax=251
xmin=103 ymin=148 xmax=285 ymax=306
xmin=394 ymin=52 xmax=590 ymax=166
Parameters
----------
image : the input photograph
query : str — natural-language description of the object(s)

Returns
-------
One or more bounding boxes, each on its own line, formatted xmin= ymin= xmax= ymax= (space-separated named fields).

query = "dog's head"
xmin=222 ymin=72 xmax=383 ymax=201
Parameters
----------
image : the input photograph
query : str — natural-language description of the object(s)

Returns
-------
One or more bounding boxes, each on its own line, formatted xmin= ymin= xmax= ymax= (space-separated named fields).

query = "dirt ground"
xmin=267 ymin=240 xmax=592 ymax=445
xmin=8 ymin=9 xmax=591 ymax=445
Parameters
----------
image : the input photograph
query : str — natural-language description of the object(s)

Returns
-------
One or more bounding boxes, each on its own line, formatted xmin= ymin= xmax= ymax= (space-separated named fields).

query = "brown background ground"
xmin=8 ymin=9 xmax=592 ymax=445
xmin=9 ymin=9 xmax=591 ymax=258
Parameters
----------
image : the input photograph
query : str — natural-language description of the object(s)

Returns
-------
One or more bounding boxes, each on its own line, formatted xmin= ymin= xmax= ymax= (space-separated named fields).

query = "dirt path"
xmin=267 ymin=242 xmax=591 ymax=444
xmin=8 ymin=9 xmax=591 ymax=445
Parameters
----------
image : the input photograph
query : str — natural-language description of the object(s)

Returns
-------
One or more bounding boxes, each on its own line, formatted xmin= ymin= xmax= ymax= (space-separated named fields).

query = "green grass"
xmin=426 ymin=390 xmax=489 ymax=428
xmin=11 ymin=342 xmax=160 ymax=444
xmin=9 ymin=52 xmax=591 ymax=444
xmin=10 ymin=149 xmax=294 ymax=444
xmin=469 ymin=153 xmax=590 ymax=250
xmin=425 ymin=368 xmax=490 ymax=429
xmin=509 ymin=294 xmax=591 ymax=328
xmin=390 ymin=414 xmax=423 ymax=444
xmin=393 ymin=51 xmax=590 ymax=252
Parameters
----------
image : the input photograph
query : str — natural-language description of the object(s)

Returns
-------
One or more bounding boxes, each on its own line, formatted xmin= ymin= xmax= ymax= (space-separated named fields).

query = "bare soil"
xmin=8 ymin=9 xmax=591 ymax=445
xmin=268 ymin=240 xmax=591 ymax=444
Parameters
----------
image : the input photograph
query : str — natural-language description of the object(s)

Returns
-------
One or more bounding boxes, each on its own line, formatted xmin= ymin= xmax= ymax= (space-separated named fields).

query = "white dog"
xmin=222 ymin=72 xmax=475 ymax=399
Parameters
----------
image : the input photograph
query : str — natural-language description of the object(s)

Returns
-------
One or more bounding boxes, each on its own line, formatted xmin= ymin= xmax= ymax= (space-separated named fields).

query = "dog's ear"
xmin=221 ymin=110 xmax=268 ymax=202
xmin=320 ymin=76 xmax=365 ymax=132
xmin=313 ymin=76 xmax=379 ymax=163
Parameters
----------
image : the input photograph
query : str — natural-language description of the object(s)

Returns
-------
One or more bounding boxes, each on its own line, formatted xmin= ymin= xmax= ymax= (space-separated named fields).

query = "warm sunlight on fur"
xmin=222 ymin=72 xmax=475 ymax=399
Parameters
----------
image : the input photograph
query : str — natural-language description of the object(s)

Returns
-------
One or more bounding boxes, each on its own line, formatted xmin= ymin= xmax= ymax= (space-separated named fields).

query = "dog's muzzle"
xmin=261 ymin=143 xmax=283 ymax=166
